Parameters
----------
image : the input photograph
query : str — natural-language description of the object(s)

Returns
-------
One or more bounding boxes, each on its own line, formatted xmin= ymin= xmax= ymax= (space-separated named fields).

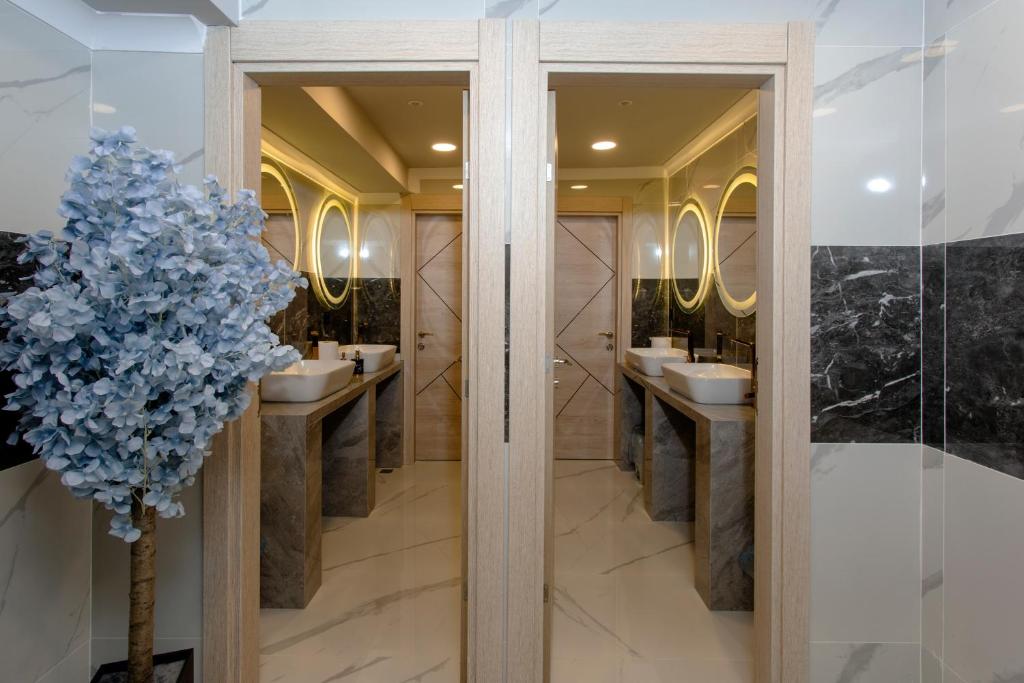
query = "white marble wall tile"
xmin=943 ymin=454 xmax=1024 ymax=683
xmin=90 ymin=50 xmax=205 ymax=186
xmin=921 ymin=647 xmax=942 ymax=683
xmin=921 ymin=447 xmax=944 ymax=661
xmin=811 ymin=46 xmax=923 ymax=246
xmin=36 ymin=641 xmax=90 ymax=683
xmin=91 ymin=481 xmax=203 ymax=675
xmin=0 ymin=0 xmax=90 ymax=235
xmin=538 ymin=0 xmax=922 ymax=46
xmin=945 ymin=0 xmax=1024 ymax=242
xmin=922 ymin=38 xmax=947 ymax=246
xmin=487 ymin=0 xmax=538 ymax=17
xmin=0 ymin=461 xmax=91 ymax=683
xmin=810 ymin=443 xmax=921 ymax=644
xmin=810 ymin=642 xmax=920 ymax=683
xmin=242 ymin=0 xmax=485 ymax=20
xmin=926 ymin=0 xmax=1004 ymax=42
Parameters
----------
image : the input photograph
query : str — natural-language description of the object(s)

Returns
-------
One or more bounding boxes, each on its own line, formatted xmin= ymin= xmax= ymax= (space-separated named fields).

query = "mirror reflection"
xmin=714 ymin=170 xmax=757 ymax=316
xmin=260 ymin=163 xmax=299 ymax=269
xmin=671 ymin=199 xmax=711 ymax=312
xmin=314 ymin=197 xmax=354 ymax=307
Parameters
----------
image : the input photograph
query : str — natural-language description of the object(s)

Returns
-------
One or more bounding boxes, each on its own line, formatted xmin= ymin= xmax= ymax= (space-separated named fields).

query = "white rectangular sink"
xmin=662 ymin=363 xmax=752 ymax=405
xmin=336 ymin=344 xmax=397 ymax=373
xmin=262 ymin=359 xmax=356 ymax=402
xmin=625 ymin=347 xmax=690 ymax=377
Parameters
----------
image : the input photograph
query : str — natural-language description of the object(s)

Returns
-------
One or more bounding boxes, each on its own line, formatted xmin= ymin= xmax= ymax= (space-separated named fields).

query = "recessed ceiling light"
xmin=813 ymin=107 xmax=837 ymax=118
xmin=866 ymin=177 xmax=893 ymax=193
xmin=702 ymin=184 xmax=721 ymax=190
xmin=618 ymin=99 xmax=633 ymax=107
xmin=570 ymin=184 xmax=588 ymax=190
xmin=452 ymin=183 xmax=464 ymax=190
xmin=407 ymin=99 xmax=424 ymax=107
xmin=93 ymin=102 xmax=116 ymax=114
xmin=591 ymin=140 xmax=617 ymax=151
xmin=432 ymin=142 xmax=457 ymax=152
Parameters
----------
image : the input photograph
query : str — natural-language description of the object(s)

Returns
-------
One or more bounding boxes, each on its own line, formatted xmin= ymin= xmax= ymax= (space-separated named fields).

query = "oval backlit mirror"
xmin=713 ymin=169 xmax=757 ymax=317
xmin=312 ymin=196 xmax=354 ymax=308
xmin=671 ymin=198 xmax=712 ymax=313
xmin=260 ymin=162 xmax=300 ymax=269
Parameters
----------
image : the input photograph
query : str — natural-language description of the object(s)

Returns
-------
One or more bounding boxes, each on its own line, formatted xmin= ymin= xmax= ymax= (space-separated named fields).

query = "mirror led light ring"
xmin=311 ymin=195 xmax=354 ymax=309
xmin=713 ymin=168 xmax=758 ymax=317
xmin=260 ymin=161 xmax=301 ymax=268
xmin=670 ymin=197 xmax=713 ymax=313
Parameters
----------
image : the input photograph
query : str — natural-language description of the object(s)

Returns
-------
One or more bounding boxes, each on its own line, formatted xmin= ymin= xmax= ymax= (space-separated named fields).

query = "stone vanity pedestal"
xmin=259 ymin=362 xmax=403 ymax=608
xmin=618 ymin=363 xmax=755 ymax=611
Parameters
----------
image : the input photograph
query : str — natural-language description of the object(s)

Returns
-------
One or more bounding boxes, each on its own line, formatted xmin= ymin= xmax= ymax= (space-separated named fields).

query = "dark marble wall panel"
xmin=922 ymin=245 xmax=945 ymax=449
xmin=0 ymin=230 xmax=39 ymax=471
xmin=668 ymin=278 xmax=706 ymax=350
xmin=631 ymin=278 xmax=669 ymax=347
xmin=946 ymin=233 xmax=1024 ymax=479
xmin=810 ymin=246 xmax=921 ymax=443
xmin=355 ymin=278 xmax=401 ymax=350
xmin=668 ymin=279 xmax=754 ymax=364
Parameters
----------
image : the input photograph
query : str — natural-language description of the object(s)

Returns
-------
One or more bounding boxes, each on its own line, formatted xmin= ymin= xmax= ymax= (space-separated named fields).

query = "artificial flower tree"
xmin=0 ymin=128 xmax=304 ymax=682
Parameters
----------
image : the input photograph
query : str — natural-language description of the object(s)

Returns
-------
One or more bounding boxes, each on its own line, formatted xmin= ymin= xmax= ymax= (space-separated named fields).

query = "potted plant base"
xmin=90 ymin=649 xmax=194 ymax=683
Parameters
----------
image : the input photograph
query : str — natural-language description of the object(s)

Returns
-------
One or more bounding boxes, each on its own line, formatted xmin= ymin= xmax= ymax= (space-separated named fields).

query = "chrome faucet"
xmin=717 ymin=331 xmax=757 ymax=399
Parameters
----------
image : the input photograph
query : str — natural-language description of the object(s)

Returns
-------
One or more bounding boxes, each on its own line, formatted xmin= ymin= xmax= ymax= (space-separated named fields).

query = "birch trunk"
xmin=129 ymin=499 xmax=156 ymax=683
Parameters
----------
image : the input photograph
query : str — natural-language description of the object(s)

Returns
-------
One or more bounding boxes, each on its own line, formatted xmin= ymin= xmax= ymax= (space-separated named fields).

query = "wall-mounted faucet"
xmin=717 ymin=331 xmax=757 ymax=399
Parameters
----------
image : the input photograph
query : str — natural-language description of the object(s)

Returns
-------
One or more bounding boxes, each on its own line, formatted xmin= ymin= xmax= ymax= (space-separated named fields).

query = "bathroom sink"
xmin=336 ymin=344 xmax=397 ymax=373
xmin=625 ymin=347 xmax=690 ymax=377
xmin=261 ymin=359 xmax=356 ymax=402
xmin=662 ymin=363 xmax=752 ymax=405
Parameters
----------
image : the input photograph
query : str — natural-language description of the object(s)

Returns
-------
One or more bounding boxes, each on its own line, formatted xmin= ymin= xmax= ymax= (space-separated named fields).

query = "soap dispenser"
xmin=353 ymin=349 xmax=364 ymax=375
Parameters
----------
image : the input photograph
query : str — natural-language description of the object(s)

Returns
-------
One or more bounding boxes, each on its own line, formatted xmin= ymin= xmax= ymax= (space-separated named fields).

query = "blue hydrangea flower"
xmin=0 ymin=127 xmax=306 ymax=541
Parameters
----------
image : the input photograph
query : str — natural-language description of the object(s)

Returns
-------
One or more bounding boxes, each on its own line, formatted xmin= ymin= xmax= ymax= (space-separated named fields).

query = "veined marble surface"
xmin=921 ymin=243 xmax=945 ymax=449
xmin=810 ymin=246 xmax=921 ymax=442
xmin=551 ymin=460 xmax=753 ymax=682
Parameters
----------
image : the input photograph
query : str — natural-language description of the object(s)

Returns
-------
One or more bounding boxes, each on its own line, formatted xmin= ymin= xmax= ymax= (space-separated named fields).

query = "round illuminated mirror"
xmin=671 ymin=198 xmax=712 ymax=312
xmin=313 ymin=196 xmax=354 ymax=307
xmin=260 ymin=162 xmax=300 ymax=269
xmin=714 ymin=169 xmax=757 ymax=316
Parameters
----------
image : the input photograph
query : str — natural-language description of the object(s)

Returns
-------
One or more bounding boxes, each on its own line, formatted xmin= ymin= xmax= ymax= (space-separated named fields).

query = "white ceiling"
xmin=267 ymin=83 xmax=750 ymax=195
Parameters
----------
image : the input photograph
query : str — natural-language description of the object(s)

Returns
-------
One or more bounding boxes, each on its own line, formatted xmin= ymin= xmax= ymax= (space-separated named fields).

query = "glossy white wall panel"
xmin=91 ymin=50 xmax=204 ymax=185
xmin=922 ymin=40 xmax=946 ymax=246
xmin=811 ymin=46 xmax=923 ymax=246
xmin=810 ymin=642 xmax=920 ymax=683
xmin=809 ymin=443 xmax=921 ymax=644
xmin=945 ymin=0 xmax=1024 ymax=242
xmin=921 ymin=446 xmax=944 ymax=660
xmin=943 ymin=454 xmax=1024 ymax=683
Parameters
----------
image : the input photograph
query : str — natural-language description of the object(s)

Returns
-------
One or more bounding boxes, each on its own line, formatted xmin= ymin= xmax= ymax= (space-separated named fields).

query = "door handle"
xmin=597 ymin=331 xmax=614 ymax=338
xmin=417 ymin=331 xmax=433 ymax=338
xmin=553 ymin=358 xmax=572 ymax=366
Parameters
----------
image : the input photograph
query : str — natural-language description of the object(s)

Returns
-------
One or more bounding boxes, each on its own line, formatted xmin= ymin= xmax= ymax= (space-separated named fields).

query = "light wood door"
xmin=553 ymin=214 xmax=618 ymax=460
xmin=415 ymin=213 xmax=463 ymax=460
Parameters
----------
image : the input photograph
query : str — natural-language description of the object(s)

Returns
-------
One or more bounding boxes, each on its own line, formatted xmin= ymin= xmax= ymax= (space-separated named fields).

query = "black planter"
xmin=90 ymin=648 xmax=194 ymax=683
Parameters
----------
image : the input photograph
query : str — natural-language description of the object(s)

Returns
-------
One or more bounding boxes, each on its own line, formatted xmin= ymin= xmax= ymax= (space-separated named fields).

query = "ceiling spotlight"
xmin=453 ymin=184 xmax=464 ymax=190
xmin=432 ymin=142 xmax=457 ymax=152
xmin=407 ymin=99 xmax=424 ymax=107
xmin=570 ymin=184 xmax=588 ymax=190
xmin=591 ymin=140 xmax=617 ymax=151
xmin=702 ymin=184 xmax=721 ymax=190
xmin=866 ymin=177 xmax=893 ymax=193
xmin=618 ymin=99 xmax=633 ymax=107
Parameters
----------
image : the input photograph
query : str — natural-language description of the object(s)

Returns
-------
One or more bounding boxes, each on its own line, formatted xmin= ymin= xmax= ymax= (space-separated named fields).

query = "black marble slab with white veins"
xmin=810 ymin=246 xmax=920 ymax=443
xmin=922 ymin=244 xmax=945 ymax=449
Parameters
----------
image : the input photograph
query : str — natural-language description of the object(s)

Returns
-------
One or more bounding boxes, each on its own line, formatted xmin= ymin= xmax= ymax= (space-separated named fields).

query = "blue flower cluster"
xmin=0 ymin=128 xmax=306 ymax=541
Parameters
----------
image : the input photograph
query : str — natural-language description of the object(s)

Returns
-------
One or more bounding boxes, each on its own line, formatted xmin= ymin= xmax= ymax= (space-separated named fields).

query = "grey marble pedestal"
xmin=259 ymin=362 xmax=403 ymax=608
xmin=644 ymin=393 xmax=696 ymax=521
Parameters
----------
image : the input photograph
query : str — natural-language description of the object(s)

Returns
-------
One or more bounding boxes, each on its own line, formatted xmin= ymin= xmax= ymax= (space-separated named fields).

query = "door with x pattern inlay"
xmin=415 ymin=213 xmax=462 ymax=461
xmin=553 ymin=214 xmax=618 ymax=460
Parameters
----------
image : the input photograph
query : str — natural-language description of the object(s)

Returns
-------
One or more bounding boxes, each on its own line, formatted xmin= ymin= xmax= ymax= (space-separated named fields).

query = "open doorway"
xmin=255 ymin=78 xmax=467 ymax=682
xmin=545 ymin=81 xmax=760 ymax=681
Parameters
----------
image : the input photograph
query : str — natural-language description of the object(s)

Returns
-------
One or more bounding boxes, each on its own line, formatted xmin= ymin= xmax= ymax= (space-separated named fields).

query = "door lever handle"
xmin=417 ymin=331 xmax=433 ymax=338
xmin=552 ymin=358 xmax=572 ymax=366
xmin=597 ymin=331 xmax=614 ymax=338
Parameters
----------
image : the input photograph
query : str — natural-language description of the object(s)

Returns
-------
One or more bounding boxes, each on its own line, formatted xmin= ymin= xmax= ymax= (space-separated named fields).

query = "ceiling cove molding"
xmin=81 ymin=0 xmax=238 ymax=26
xmin=558 ymin=166 xmax=664 ymax=181
xmin=406 ymin=166 xmax=461 ymax=193
xmin=262 ymin=128 xmax=361 ymax=205
xmin=302 ymin=86 xmax=409 ymax=191
xmin=9 ymin=0 xmax=207 ymax=52
xmin=662 ymin=90 xmax=758 ymax=178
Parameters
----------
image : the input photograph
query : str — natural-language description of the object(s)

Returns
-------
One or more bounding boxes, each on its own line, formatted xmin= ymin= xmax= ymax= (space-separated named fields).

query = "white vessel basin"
xmin=336 ymin=344 xmax=397 ymax=373
xmin=625 ymin=347 xmax=690 ymax=377
xmin=262 ymin=359 xmax=355 ymax=402
xmin=662 ymin=363 xmax=752 ymax=405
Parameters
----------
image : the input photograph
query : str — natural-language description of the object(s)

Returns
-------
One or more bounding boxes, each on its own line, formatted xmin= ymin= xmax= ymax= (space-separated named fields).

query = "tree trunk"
xmin=129 ymin=499 xmax=156 ymax=683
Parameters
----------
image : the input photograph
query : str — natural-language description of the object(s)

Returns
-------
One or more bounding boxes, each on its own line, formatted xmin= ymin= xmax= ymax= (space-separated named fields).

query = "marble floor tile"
xmin=552 ymin=460 xmax=753 ymax=682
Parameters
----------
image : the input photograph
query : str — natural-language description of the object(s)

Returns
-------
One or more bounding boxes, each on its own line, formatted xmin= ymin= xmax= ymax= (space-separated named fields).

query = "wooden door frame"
xmin=400 ymin=195 xmax=465 ymax=465
xmin=508 ymin=21 xmax=813 ymax=683
xmin=202 ymin=21 xmax=508 ymax=682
